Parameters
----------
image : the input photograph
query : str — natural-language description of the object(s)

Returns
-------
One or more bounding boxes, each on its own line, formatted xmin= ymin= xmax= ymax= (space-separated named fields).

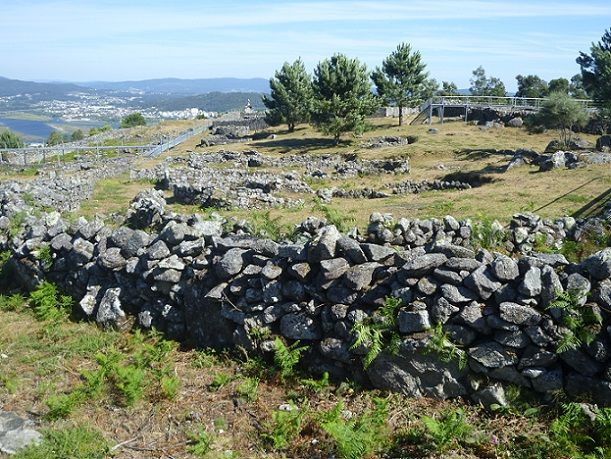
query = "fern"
xmin=425 ymin=323 xmax=467 ymax=369
xmin=350 ymin=296 xmax=402 ymax=369
xmin=262 ymin=404 xmax=305 ymax=450
xmin=321 ymin=398 xmax=389 ymax=459
xmin=29 ymin=282 xmax=73 ymax=322
xmin=548 ymin=290 xmax=602 ymax=353
xmin=420 ymin=408 xmax=474 ymax=452
xmin=273 ymin=337 xmax=308 ymax=381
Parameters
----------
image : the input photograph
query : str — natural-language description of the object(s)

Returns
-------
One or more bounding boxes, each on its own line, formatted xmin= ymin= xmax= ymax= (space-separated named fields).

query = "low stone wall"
xmin=2 ymin=193 xmax=611 ymax=407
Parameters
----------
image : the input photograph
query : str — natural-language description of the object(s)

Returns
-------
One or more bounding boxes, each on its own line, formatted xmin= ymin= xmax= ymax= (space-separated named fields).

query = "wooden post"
xmin=428 ymin=103 xmax=433 ymax=125
xmin=465 ymin=105 xmax=469 ymax=123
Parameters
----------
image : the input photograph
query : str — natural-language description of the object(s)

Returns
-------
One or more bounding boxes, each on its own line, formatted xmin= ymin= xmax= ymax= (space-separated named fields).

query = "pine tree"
xmin=439 ymin=81 xmax=459 ymax=96
xmin=470 ymin=66 xmax=506 ymax=97
xmin=311 ymin=53 xmax=379 ymax=144
xmin=577 ymin=28 xmax=611 ymax=127
xmin=515 ymin=74 xmax=548 ymax=98
xmin=262 ymin=58 xmax=313 ymax=132
xmin=371 ymin=43 xmax=429 ymax=126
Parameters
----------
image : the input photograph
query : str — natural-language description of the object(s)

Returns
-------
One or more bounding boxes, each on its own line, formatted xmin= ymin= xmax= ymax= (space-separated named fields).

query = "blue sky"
xmin=1 ymin=0 xmax=610 ymax=90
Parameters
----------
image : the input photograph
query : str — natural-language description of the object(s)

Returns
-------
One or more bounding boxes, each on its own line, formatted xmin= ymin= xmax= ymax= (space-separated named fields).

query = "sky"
xmin=1 ymin=0 xmax=610 ymax=90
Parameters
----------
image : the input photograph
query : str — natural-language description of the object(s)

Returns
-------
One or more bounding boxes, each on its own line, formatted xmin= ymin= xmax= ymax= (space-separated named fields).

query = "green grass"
xmin=12 ymin=424 xmax=110 ymax=459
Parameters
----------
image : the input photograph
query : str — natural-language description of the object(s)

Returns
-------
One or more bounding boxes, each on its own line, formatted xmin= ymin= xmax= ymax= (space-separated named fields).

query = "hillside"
xmin=79 ymin=77 xmax=269 ymax=95
xmin=0 ymin=76 xmax=88 ymax=98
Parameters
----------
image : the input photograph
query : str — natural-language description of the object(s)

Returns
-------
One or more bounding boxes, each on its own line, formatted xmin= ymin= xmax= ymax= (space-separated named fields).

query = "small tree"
xmin=548 ymin=78 xmax=570 ymax=95
xmin=536 ymin=92 xmax=588 ymax=147
xmin=46 ymin=130 xmax=64 ymax=146
xmin=569 ymin=74 xmax=589 ymax=99
xmin=262 ymin=58 xmax=313 ymax=132
xmin=71 ymin=129 xmax=84 ymax=141
xmin=515 ymin=74 xmax=548 ymax=98
xmin=371 ymin=43 xmax=429 ymax=126
xmin=0 ymin=130 xmax=24 ymax=149
xmin=439 ymin=81 xmax=459 ymax=96
xmin=311 ymin=53 xmax=379 ymax=143
xmin=120 ymin=113 xmax=146 ymax=128
xmin=470 ymin=66 xmax=506 ymax=97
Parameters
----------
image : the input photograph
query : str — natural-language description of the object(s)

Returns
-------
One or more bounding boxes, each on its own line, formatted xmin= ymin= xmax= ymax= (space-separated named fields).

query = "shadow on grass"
xmin=252 ymin=137 xmax=351 ymax=151
xmin=440 ymin=170 xmax=499 ymax=187
xmin=571 ymin=185 xmax=610 ymax=219
xmin=455 ymin=148 xmax=516 ymax=161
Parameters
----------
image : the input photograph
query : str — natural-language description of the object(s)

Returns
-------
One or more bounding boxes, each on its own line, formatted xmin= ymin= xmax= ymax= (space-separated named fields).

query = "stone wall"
xmin=2 ymin=193 xmax=611 ymax=407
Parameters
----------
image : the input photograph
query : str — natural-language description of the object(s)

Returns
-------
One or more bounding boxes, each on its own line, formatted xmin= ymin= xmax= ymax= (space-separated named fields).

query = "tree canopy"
xmin=371 ymin=43 xmax=429 ymax=126
xmin=311 ymin=53 xmax=379 ymax=143
xmin=46 ymin=130 xmax=64 ymax=146
xmin=71 ymin=129 xmax=85 ymax=142
xmin=548 ymin=78 xmax=569 ymax=95
xmin=469 ymin=66 xmax=506 ymax=97
xmin=120 ymin=113 xmax=146 ymax=128
xmin=262 ymin=58 xmax=313 ymax=132
xmin=536 ymin=92 xmax=588 ymax=147
xmin=0 ymin=130 xmax=24 ymax=149
xmin=515 ymin=74 xmax=548 ymax=98
xmin=439 ymin=81 xmax=459 ymax=96
xmin=577 ymin=28 xmax=611 ymax=127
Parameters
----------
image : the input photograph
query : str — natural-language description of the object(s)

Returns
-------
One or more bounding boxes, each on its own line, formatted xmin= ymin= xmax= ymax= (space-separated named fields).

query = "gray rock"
xmin=582 ymin=248 xmax=611 ymax=280
xmin=499 ymin=302 xmax=541 ymax=326
xmin=0 ymin=411 xmax=42 ymax=455
xmin=471 ymin=384 xmax=508 ymax=409
xmin=458 ymin=302 xmax=490 ymax=334
xmin=464 ymin=266 xmax=502 ymax=300
xmin=261 ymin=262 xmax=283 ymax=280
xmin=566 ymin=373 xmax=611 ymax=405
xmin=440 ymin=284 xmax=477 ymax=303
xmin=397 ymin=310 xmax=430 ymax=334
xmin=491 ymin=255 xmax=519 ymax=281
xmin=319 ymin=338 xmax=352 ymax=363
xmin=79 ymin=284 xmax=101 ymax=316
xmin=336 ymin=236 xmax=368 ymax=263
xmin=96 ymin=287 xmax=125 ymax=328
xmin=540 ymin=265 xmax=563 ymax=307
xmin=320 ymin=258 xmax=350 ymax=281
xmin=444 ymin=324 xmax=477 ymax=346
xmin=417 ymin=277 xmax=438 ymax=296
xmin=560 ymin=349 xmax=603 ymax=376
xmin=402 ymin=253 xmax=447 ymax=277
xmin=158 ymin=254 xmax=186 ymax=271
xmin=343 ymin=263 xmax=379 ymax=291
xmin=531 ymin=367 xmax=564 ymax=393
xmin=215 ymin=248 xmax=246 ymax=280
xmin=50 ymin=233 xmax=72 ymax=252
xmin=288 ymin=262 xmax=311 ymax=281
xmin=494 ymin=329 xmax=530 ymax=348
xmin=468 ymin=342 xmax=518 ymax=368
xmin=147 ymin=240 xmax=171 ymax=260
xmin=280 ymin=313 xmax=321 ymax=340
xmin=308 ymin=225 xmax=341 ymax=262
xmin=518 ymin=266 xmax=542 ymax=297
xmin=71 ymin=238 xmax=94 ymax=265
xmin=432 ymin=268 xmax=463 ymax=285
xmin=122 ymin=230 xmax=150 ymax=258
xmin=430 ymin=297 xmax=459 ymax=324
xmin=361 ymin=243 xmax=395 ymax=262
xmin=160 ymin=221 xmax=188 ymax=245
xmin=566 ymin=273 xmax=591 ymax=306
xmin=445 ymin=257 xmax=482 ymax=272
xmin=98 ymin=247 xmax=126 ymax=270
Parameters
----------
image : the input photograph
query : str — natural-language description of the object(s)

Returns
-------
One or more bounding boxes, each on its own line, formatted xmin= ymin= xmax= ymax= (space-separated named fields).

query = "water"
xmin=0 ymin=118 xmax=55 ymax=140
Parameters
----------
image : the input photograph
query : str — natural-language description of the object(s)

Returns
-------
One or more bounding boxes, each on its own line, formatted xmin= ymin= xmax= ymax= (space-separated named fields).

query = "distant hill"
xmin=80 ymin=78 xmax=270 ymax=95
xmin=146 ymin=92 xmax=266 ymax=113
xmin=0 ymin=76 xmax=87 ymax=97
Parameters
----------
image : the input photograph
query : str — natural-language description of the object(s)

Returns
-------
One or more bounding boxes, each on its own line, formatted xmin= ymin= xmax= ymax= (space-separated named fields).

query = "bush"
xmin=12 ymin=425 xmax=110 ymax=459
xmin=0 ymin=130 xmax=24 ymax=148
xmin=535 ymin=92 xmax=588 ymax=148
xmin=120 ymin=113 xmax=146 ymax=128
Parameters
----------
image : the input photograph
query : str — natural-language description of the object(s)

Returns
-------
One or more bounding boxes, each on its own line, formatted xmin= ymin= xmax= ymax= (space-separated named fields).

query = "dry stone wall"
xmin=2 ymin=191 xmax=611 ymax=407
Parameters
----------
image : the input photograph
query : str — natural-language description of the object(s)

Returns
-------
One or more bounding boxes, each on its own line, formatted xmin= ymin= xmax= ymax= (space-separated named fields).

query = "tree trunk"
xmin=399 ymin=104 xmax=403 ymax=126
xmin=288 ymin=122 xmax=295 ymax=132
xmin=334 ymin=132 xmax=341 ymax=145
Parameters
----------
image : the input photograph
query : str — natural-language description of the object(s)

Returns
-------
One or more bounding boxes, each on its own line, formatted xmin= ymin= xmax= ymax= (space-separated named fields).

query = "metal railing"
xmin=143 ymin=124 xmax=210 ymax=158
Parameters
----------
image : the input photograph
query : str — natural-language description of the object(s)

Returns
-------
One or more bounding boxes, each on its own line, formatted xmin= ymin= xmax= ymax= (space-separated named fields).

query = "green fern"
xmin=29 ymin=282 xmax=73 ymax=322
xmin=425 ymin=323 xmax=467 ymax=369
xmin=420 ymin=408 xmax=475 ymax=452
xmin=350 ymin=297 xmax=402 ymax=369
xmin=548 ymin=290 xmax=602 ymax=353
xmin=273 ymin=337 xmax=308 ymax=381
xmin=262 ymin=404 xmax=305 ymax=450
xmin=321 ymin=398 xmax=389 ymax=459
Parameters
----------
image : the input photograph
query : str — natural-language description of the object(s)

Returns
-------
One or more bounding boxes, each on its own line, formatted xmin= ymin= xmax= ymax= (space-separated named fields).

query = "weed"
xmin=320 ymin=398 xmax=389 ymax=459
xmin=235 ymin=377 xmax=259 ymax=402
xmin=12 ymin=424 xmax=110 ymax=459
xmin=191 ymin=349 xmax=220 ymax=369
xmin=0 ymin=373 xmax=19 ymax=393
xmin=29 ymin=282 xmax=72 ymax=322
xmin=419 ymin=408 xmax=476 ymax=452
xmin=273 ymin=337 xmax=308 ymax=381
xmin=45 ymin=393 xmax=83 ymax=420
xmin=34 ymin=244 xmax=53 ymax=268
xmin=424 ymin=323 xmax=468 ymax=369
xmin=160 ymin=373 xmax=180 ymax=400
xmin=209 ymin=372 xmax=232 ymax=391
xmin=8 ymin=211 xmax=27 ymax=238
xmin=187 ymin=428 xmax=213 ymax=457
xmin=301 ymin=371 xmax=330 ymax=393
xmin=350 ymin=296 xmax=402 ymax=369
xmin=0 ymin=292 xmax=26 ymax=311
xmin=548 ymin=290 xmax=602 ymax=353
xmin=249 ymin=210 xmax=290 ymax=240
xmin=471 ymin=216 xmax=505 ymax=250
xmin=262 ymin=404 xmax=305 ymax=450
xmin=312 ymin=198 xmax=356 ymax=233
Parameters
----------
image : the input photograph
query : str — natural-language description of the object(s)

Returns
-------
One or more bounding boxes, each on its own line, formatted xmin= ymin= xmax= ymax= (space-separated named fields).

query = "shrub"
xmin=273 ymin=337 xmax=308 ymax=381
xmin=12 ymin=424 xmax=110 ymax=459
xmin=535 ymin=92 xmax=588 ymax=148
xmin=120 ymin=113 xmax=146 ymax=128
xmin=0 ymin=130 xmax=24 ymax=149
xmin=320 ymin=399 xmax=390 ymax=459
xmin=236 ymin=377 xmax=259 ymax=402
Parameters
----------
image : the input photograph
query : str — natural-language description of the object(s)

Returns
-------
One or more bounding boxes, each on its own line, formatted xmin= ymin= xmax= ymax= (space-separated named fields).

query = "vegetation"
xmin=578 ymin=28 xmax=611 ymax=120
xmin=311 ymin=53 xmax=379 ymax=143
xmin=120 ymin=112 xmax=146 ymax=128
xmin=536 ymin=92 xmax=588 ymax=147
xmin=88 ymin=124 xmax=112 ymax=136
xmin=0 ymin=129 xmax=25 ymax=148
xmin=263 ymin=58 xmax=313 ymax=132
xmin=372 ymin=43 xmax=429 ymax=126
xmin=515 ymin=74 xmax=549 ymax=98
xmin=12 ymin=424 xmax=110 ymax=459
xmin=71 ymin=129 xmax=85 ymax=141
xmin=439 ymin=81 xmax=459 ymax=95
xmin=46 ymin=130 xmax=64 ymax=146
xmin=469 ymin=66 xmax=506 ymax=97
